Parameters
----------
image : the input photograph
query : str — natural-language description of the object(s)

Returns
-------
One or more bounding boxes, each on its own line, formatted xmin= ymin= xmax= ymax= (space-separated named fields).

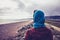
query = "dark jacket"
xmin=25 ymin=27 xmax=53 ymax=40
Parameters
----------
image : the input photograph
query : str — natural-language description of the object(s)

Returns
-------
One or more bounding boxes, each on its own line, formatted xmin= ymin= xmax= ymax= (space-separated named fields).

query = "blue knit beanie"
xmin=33 ymin=10 xmax=45 ymax=29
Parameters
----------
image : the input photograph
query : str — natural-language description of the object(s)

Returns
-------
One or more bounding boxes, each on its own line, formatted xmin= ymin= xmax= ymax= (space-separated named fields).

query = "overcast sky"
xmin=0 ymin=0 xmax=60 ymax=19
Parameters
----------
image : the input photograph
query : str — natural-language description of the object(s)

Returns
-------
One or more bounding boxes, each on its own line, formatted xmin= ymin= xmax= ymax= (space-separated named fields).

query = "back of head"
xmin=33 ymin=10 xmax=45 ymax=29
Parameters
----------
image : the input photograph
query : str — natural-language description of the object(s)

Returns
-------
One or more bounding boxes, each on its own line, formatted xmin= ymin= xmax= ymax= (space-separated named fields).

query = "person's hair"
xmin=34 ymin=10 xmax=37 ymax=13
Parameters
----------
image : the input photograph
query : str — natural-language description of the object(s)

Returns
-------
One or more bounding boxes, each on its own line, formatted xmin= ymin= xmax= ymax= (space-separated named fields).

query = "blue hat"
xmin=33 ymin=10 xmax=45 ymax=29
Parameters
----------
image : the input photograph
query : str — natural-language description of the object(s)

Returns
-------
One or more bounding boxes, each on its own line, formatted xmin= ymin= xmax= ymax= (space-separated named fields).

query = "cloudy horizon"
xmin=0 ymin=0 xmax=60 ymax=19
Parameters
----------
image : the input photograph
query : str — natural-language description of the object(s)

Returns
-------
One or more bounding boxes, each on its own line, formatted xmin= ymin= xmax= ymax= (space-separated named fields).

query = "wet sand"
xmin=0 ymin=20 xmax=60 ymax=40
xmin=0 ymin=21 xmax=31 ymax=39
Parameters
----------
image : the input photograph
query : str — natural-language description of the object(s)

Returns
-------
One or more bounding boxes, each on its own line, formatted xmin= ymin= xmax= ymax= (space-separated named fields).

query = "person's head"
xmin=33 ymin=10 xmax=45 ymax=29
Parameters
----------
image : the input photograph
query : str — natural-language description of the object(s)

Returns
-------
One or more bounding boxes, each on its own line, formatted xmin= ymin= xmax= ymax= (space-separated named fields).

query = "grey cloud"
xmin=12 ymin=0 xmax=25 ymax=11
xmin=25 ymin=0 xmax=60 ymax=16
xmin=49 ymin=7 xmax=60 ymax=16
xmin=12 ymin=0 xmax=60 ymax=16
xmin=0 ymin=8 xmax=10 ymax=16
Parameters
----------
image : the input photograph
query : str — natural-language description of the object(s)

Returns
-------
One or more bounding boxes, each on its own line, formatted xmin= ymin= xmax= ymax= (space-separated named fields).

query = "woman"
xmin=25 ymin=10 xmax=53 ymax=40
